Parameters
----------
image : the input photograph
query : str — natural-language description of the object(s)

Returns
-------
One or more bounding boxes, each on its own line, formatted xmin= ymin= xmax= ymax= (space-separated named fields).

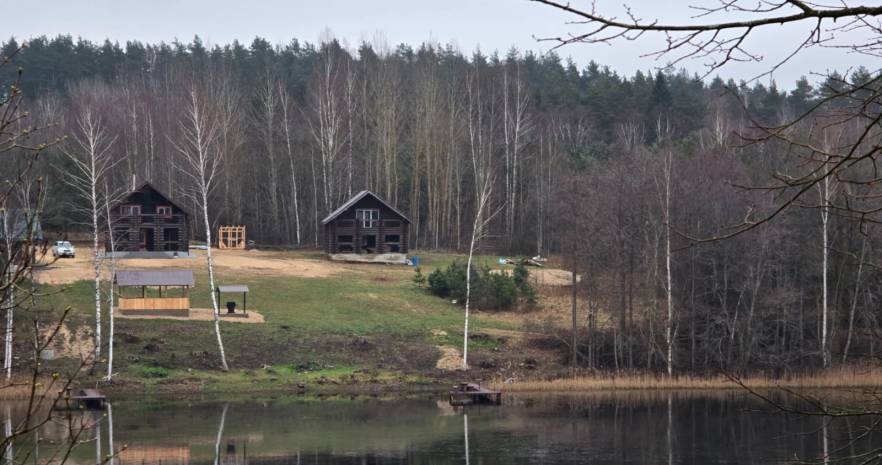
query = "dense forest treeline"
xmin=3 ymin=34 xmax=881 ymax=375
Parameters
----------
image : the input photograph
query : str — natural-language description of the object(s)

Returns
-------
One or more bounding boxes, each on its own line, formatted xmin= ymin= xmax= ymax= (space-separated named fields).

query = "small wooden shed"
xmin=115 ymin=269 xmax=194 ymax=317
xmin=321 ymin=191 xmax=411 ymax=255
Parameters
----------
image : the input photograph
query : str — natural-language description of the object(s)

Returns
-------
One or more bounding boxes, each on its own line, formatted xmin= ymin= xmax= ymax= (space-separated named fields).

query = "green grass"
xmin=34 ymin=250 xmax=516 ymax=392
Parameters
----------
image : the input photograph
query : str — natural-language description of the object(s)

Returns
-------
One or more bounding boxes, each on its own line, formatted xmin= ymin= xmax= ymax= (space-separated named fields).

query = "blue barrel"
xmin=411 ymin=255 xmax=420 ymax=267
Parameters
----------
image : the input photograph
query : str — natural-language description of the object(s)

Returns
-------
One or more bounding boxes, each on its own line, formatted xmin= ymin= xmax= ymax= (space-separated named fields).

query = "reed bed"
xmin=0 ymin=378 xmax=63 ymax=400
xmin=492 ymin=367 xmax=882 ymax=392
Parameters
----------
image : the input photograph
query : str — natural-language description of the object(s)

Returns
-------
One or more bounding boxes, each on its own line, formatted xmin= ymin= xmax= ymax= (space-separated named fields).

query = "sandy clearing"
xmin=114 ymin=307 xmax=265 ymax=323
xmin=491 ymin=268 xmax=580 ymax=287
xmin=435 ymin=345 xmax=462 ymax=371
xmin=34 ymin=248 xmax=347 ymax=285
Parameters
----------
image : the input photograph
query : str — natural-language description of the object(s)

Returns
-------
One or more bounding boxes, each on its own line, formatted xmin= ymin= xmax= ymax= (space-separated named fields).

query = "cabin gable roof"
xmin=115 ymin=182 xmax=191 ymax=217
xmin=321 ymin=190 xmax=411 ymax=225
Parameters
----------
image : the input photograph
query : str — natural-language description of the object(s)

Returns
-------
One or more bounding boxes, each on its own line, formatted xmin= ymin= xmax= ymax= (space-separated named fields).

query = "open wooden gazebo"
xmin=115 ymin=269 xmax=194 ymax=317
xmin=215 ymin=284 xmax=249 ymax=317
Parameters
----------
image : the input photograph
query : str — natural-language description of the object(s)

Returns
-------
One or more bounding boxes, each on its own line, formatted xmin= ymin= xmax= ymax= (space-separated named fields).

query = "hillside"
xmin=24 ymin=248 xmax=571 ymax=394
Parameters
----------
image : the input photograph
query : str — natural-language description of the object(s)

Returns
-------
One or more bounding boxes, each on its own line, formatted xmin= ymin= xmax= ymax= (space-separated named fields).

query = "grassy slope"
xmin=36 ymin=250 xmax=514 ymax=393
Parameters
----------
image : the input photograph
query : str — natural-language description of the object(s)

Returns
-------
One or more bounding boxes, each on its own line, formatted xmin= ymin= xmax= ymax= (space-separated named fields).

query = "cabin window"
xmin=356 ymin=209 xmax=379 ymax=228
xmin=383 ymin=220 xmax=401 ymax=228
xmin=156 ymin=206 xmax=172 ymax=217
xmin=338 ymin=219 xmax=355 ymax=228
xmin=384 ymin=234 xmax=400 ymax=244
xmin=337 ymin=235 xmax=353 ymax=243
xmin=120 ymin=205 xmax=141 ymax=216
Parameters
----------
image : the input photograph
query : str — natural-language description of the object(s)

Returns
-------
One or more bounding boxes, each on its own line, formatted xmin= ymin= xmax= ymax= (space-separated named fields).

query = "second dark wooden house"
xmin=108 ymin=182 xmax=189 ymax=253
xmin=322 ymin=191 xmax=410 ymax=254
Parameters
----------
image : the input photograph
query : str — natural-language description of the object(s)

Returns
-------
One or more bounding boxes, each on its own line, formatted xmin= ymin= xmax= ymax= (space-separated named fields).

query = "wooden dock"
xmin=448 ymin=382 xmax=502 ymax=406
xmin=66 ymin=388 xmax=107 ymax=410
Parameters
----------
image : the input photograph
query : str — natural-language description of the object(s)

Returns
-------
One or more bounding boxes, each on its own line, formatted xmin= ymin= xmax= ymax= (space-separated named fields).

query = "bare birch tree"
xmin=462 ymin=65 xmax=500 ymax=369
xmin=278 ymin=82 xmax=302 ymax=245
xmin=256 ymin=75 xmax=281 ymax=241
xmin=817 ymin=164 xmax=837 ymax=369
xmin=307 ymin=41 xmax=347 ymax=214
xmin=61 ymin=105 xmax=118 ymax=370
xmin=501 ymin=59 xmax=531 ymax=247
xmin=172 ymin=87 xmax=229 ymax=371
xmin=1 ymin=210 xmax=13 ymax=380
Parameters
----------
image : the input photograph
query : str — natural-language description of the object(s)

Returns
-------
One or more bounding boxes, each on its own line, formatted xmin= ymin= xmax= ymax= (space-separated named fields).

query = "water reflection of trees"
xmin=8 ymin=394 xmax=881 ymax=465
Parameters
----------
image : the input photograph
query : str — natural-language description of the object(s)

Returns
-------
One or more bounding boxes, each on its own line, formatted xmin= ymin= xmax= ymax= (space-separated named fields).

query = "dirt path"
xmin=34 ymin=249 xmax=348 ymax=285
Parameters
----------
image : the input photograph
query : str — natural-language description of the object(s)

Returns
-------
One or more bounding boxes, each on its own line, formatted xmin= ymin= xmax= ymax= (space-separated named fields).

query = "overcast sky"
xmin=5 ymin=0 xmax=878 ymax=87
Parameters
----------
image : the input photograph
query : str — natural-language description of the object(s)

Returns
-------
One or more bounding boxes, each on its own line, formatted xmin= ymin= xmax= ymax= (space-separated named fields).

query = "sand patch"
xmin=43 ymin=323 xmax=95 ymax=360
xmin=491 ymin=267 xmax=580 ymax=287
xmin=212 ymin=250 xmax=341 ymax=278
xmin=435 ymin=345 xmax=462 ymax=371
xmin=34 ymin=248 xmax=346 ymax=285
xmin=114 ymin=308 xmax=265 ymax=323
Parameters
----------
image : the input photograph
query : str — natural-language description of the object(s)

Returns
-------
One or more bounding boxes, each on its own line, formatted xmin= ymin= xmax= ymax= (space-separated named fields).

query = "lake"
xmin=4 ymin=390 xmax=878 ymax=464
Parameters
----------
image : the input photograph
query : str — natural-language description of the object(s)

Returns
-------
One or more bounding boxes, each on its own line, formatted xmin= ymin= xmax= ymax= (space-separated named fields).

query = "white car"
xmin=52 ymin=241 xmax=76 ymax=258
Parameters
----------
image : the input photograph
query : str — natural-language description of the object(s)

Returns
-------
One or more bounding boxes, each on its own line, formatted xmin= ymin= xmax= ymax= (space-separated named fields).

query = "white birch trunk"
xmin=104 ymin=186 xmax=117 ymax=382
xmin=2 ymin=210 xmax=13 ymax=380
xmin=820 ymin=175 xmax=831 ymax=368
xmin=279 ymin=83 xmax=302 ymax=245
xmin=462 ymin=219 xmax=478 ymax=370
xmin=204 ymin=194 xmax=228 ymax=371
xmin=173 ymin=88 xmax=228 ymax=371
xmin=664 ymin=149 xmax=674 ymax=377
xmin=92 ymin=183 xmax=102 ymax=369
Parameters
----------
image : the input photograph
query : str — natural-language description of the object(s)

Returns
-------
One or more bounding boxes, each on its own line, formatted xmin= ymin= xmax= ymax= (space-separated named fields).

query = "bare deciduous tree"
xmin=61 ymin=102 xmax=119 ymax=370
xmin=172 ymin=86 xmax=229 ymax=371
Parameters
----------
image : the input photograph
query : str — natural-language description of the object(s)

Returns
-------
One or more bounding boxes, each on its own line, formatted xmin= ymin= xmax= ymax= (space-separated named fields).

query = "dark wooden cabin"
xmin=322 ymin=191 xmax=410 ymax=254
xmin=108 ymin=182 xmax=189 ymax=253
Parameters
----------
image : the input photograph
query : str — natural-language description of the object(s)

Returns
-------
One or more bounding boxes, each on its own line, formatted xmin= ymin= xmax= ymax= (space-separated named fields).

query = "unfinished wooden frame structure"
xmin=218 ymin=225 xmax=246 ymax=249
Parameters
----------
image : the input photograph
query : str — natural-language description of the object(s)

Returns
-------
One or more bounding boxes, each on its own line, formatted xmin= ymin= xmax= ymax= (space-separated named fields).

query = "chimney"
xmin=131 ymin=173 xmax=136 ymax=191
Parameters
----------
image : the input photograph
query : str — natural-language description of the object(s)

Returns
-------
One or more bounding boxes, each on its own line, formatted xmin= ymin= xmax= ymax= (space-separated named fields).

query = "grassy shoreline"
xmin=5 ymin=367 xmax=880 ymax=401
xmin=490 ymin=367 xmax=882 ymax=392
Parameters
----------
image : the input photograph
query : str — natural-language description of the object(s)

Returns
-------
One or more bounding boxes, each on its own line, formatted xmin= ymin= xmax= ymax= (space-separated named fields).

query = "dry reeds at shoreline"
xmin=491 ymin=367 xmax=882 ymax=392
xmin=0 ymin=378 xmax=63 ymax=400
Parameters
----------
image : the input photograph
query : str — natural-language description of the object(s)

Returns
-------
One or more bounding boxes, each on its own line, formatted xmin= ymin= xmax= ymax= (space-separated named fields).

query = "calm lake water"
xmin=4 ymin=391 xmax=879 ymax=465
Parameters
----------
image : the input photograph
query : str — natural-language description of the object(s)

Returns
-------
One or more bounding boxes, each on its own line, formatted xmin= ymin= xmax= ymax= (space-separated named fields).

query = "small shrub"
xmin=512 ymin=262 xmax=537 ymax=304
xmin=412 ymin=266 xmax=427 ymax=287
xmin=513 ymin=262 xmax=529 ymax=288
xmin=139 ymin=366 xmax=170 ymax=378
xmin=426 ymin=261 xmax=536 ymax=310
xmin=427 ymin=268 xmax=449 ymax=296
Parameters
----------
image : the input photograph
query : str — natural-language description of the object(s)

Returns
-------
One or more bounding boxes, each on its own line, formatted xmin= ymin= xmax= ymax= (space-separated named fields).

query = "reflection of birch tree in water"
xmin=4 ymin=406 xmax=12 ymax=465
xmin=214 ymin=404 xmax=228 ymax=465
xmin=463 ymin=414 xmax=469 ymax=465
xmin=107 ymin=403 xmax=115 ymax=465
xmin=666 ymin=394 xmax=672 ymax=465
xmin=95 ymin=411 xmax=101 ymax=465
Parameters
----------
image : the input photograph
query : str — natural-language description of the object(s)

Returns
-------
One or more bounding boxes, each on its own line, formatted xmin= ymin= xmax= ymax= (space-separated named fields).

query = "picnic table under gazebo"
xmin=215 ymin=284 xmax=250 ymax=317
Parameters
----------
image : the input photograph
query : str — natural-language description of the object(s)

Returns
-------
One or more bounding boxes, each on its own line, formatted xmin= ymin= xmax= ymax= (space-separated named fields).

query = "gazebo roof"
xmin=217 ymin=285 xmax=249 ymax=293
xmin=115 ymin=269 xmax=194 ymax=287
